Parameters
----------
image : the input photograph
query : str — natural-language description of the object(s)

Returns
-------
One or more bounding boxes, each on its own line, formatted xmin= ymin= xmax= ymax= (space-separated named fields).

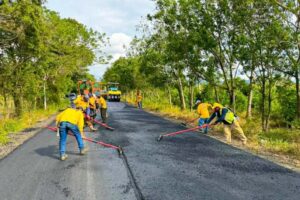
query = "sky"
xmin=46 ymin=0 xmax=155 ymax=79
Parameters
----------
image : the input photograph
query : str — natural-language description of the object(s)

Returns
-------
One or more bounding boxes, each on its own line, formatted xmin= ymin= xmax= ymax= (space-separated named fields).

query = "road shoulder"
xmin=0 ymin=115 xmax=56 ymax=159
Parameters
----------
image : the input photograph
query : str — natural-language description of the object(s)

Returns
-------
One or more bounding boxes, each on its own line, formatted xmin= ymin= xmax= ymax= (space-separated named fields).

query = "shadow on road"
xmin=35 ymin=145 xmax=58 ymax=159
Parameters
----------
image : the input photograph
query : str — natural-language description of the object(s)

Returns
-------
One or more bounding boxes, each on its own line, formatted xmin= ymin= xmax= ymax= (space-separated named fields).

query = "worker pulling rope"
xmin=46 ymin=126 xmax=123 ymax=154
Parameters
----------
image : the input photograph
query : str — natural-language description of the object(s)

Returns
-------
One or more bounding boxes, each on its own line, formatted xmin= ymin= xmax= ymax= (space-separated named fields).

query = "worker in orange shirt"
xmin=195 ymin=99 xmax=212 ymax=134
xmin=136 ymin=90 xmax=143 ymax=109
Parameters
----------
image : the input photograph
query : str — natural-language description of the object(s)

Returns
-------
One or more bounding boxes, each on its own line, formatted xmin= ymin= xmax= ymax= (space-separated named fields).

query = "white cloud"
xmin=89 ymin=33 xmax=132 ymax=80
xmin=107 ymin=33 xmax=132 ymax=59
xmin=46 ymin=0 xmax=155 ymax=78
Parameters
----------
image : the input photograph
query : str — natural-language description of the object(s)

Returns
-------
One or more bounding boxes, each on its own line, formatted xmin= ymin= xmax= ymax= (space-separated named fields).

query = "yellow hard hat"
xmin=212 ymin=103 xmax=223 ymax=109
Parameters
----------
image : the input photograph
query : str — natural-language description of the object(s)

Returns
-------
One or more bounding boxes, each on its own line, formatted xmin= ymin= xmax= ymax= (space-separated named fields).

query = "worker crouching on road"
xmin=195 ymin=99 xmax=212 ymax=134
xmin=207 ymin=103 xmax=247 ymax=145
xmin=56 ymin=107 xmax=88 ymax=161
xmin=97 ymin=93 xmax=108 ymax=124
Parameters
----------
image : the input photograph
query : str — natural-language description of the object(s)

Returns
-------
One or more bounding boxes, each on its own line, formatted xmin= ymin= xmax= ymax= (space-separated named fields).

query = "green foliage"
xmin=0 ymin=0 xmax=106 ymax=115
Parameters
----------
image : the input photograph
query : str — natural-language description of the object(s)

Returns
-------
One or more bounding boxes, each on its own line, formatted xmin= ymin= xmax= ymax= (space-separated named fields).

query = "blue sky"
xmin=46 ymin=0 xmax=155 ymax=79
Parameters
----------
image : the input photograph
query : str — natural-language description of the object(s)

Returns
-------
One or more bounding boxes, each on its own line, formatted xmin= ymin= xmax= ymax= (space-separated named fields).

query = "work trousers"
xmin=100 ymin=108 xmax=107 ymax=123
xmin=223 ymin=120 xmax=247 ymax=144
xmin=137 ymin=101 xmax=142 ymax=109
xmin=198 ymin=118 xmax=209 ymax=134
xmin=59 ymin=122 xmax=84 ymax=156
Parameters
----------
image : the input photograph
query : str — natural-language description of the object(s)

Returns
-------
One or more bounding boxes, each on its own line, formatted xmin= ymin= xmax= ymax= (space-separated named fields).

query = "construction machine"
xmin=92 ymin=82 xmax=108 ymax=99
xmin=107 ymin=82 xmax=121 ymax=102
xmin=77 ymin=80 xmax=93 ymax=95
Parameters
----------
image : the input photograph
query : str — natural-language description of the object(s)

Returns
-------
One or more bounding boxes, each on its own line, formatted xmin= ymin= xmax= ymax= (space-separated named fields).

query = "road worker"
xmin=74 ymin=94 xmax=97 ymax=132
xmin=97 ymin=93 xmax=108 ymax=124
xmin=88 ymin=93 xmax=97 ymax=120
xmin=195 ymin=99 xmax=212 ymax=134
xmin=207 ymin=103 xmax=247 ymax=145
xmin=56 ymin=106 xmax=88 ymax=161
xmin=136 ymin=90 xmax=142 ymax=109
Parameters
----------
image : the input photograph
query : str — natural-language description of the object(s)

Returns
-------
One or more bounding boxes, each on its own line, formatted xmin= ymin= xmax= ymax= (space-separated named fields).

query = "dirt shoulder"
xmin=0 ymin=115 xmax=56 ymax=159
xmin=143 ymin=108 xmax=300 ymax=173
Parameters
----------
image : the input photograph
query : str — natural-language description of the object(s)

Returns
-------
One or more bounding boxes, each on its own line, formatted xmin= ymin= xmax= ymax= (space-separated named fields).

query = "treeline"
xmin=104 ymin=0 xmax=300 ymax=131
xmin=0 ymin=0 xmax=104 ymax=116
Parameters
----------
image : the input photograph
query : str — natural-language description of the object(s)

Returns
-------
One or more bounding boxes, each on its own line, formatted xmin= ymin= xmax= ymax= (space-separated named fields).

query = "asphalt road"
xmin=0 ymin=102 xmax=300 ymax=200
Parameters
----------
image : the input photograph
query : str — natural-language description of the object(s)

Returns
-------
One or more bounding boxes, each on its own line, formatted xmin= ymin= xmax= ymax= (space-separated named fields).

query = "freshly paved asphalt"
xmin=0 ymin=102 xmax=299 ymax=200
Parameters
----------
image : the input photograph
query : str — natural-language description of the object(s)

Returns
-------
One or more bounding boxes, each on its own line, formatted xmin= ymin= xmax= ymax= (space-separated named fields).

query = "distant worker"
xmin=74 ymin=94 xmax=97 ymax=132
xmin=195 ymin=99 xmax=212 ymax=134
xmin=97 ymin=93 xmax=108 ymax=124
xmin=207 ymin=103 xmax=247 ymax=145
xmin=56 ymin=107 xmax=88 ymax=161
xmin=136 ymin=90 xmax=143 ymax=109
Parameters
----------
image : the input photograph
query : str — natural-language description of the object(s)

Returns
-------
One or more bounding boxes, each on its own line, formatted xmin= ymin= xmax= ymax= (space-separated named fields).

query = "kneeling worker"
xmin=207 ymin=103 xmax=247 ymax=145
xmin=56 ymin=106 xmax=88 ymax=161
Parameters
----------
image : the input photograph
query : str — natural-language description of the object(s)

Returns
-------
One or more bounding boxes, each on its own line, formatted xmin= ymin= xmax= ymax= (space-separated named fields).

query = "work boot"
xmin=80 ymin=147 xmax=88 ymax=155
xmin=60 ymin=154 xmax=68 ymax=161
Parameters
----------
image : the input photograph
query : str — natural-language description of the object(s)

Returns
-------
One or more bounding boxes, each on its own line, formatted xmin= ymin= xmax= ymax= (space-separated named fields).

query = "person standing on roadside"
xmin=136 ymin=90 xmax=143 ymax=109
xmin=207 ymin=103 xmax=247 ymax=145
xmin=56 ymin=107 xmax=88 ymax=161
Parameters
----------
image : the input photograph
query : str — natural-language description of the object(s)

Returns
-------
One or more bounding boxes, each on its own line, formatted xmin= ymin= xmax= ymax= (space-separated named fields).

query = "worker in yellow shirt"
xmin=97 ymin=93 xmax=108 ymax=123
xmin=56 ymin=107 xmax=88 ymax=161
xmin=74 ymin=94 xmax=97 ymax=131
xmin=136 ymin=90 xmax=142 ymax=109
xmin=88 ymin=93 xmax=97 ymax=120
xmin=195 ymin=99 xmax=212 ymax=134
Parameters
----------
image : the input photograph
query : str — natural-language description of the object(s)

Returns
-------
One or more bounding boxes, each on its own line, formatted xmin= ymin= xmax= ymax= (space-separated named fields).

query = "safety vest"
xmin=219 ymin=107 xmax=235 ymax=124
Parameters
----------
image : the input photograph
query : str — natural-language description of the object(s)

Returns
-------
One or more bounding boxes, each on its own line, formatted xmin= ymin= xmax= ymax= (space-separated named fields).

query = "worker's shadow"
xmin=35 ymin=145 xmax=59 ymax=160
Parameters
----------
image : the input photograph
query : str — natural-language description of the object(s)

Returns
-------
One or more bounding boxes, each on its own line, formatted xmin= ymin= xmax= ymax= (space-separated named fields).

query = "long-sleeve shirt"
xmin=56 ymin=108 xmax=84 ymax=133
xmin=197 ymin=103 xmax=212 ymax=118
xmin=89 ymin=96 xmax=97 ymax=109
xmin=74 ymin=95 xmax=90 ymax=115
xmin=98 ymin=96 xmax=107 ymax=109
xmin=207 ymin=108 xmax=231 ymax=125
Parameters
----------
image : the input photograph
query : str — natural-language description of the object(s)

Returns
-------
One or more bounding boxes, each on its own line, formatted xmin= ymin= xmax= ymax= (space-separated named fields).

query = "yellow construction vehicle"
xmin=92 ymin=82 xmax=108 ymax=99
xmin=107 ymin=82 xmax=121 ymax=102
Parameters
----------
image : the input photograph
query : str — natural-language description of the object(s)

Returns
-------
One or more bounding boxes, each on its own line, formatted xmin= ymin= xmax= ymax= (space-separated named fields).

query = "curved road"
xmin=0 ymin=102 xmax=299 ymax=200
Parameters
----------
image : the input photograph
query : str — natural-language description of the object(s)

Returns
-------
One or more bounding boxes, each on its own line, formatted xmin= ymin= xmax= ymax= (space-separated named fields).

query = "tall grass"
xmin=0 ymin=104 xmax=65 ymax=145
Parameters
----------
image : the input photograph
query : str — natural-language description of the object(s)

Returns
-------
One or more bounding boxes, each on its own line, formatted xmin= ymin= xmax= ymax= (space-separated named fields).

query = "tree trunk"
xmin=13 ymin=94 xmax=23 ymax=117
xmin=266 ymin=79 xmax=272 ymax=131
xmin=189 ymin=82 xmax=194 ymax=111
xmin=246 ymin=72 xmax=254 ymax=118
xmin=43 ymin=80 xmax=47 ymax=110
xmin=261 ymin=70 xmax=266 ymax=131
xmin=213 ymin=85 xmax=220 ymax=102
xmin=177 ymin=77 xmax=186 ymax=110
xmin=167 ymin=86 xmax=172 ymax=106
xmin=296 ymin=70 xmax=300 ymax=118
xmin=228 ymin=89 xmax=236 ymax=111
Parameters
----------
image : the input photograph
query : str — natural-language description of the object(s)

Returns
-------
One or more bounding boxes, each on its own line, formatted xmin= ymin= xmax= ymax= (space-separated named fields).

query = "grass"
xmin=124 ymin=94 xmax=300 ymax=159
xmin=0 ymin=104 xmax=64 ymax=145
